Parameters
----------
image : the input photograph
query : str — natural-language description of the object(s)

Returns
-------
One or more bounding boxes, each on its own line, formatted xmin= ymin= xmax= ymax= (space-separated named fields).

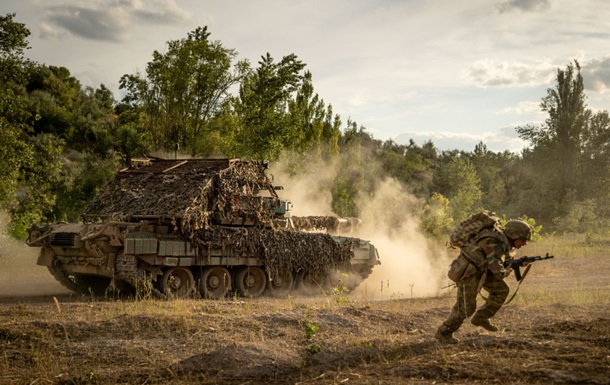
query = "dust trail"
xmin=271 ymin=153 xmax=450 ymax=300
xmin=0 ymin=212 xmax=69 ymax=296
xmin=351 ymin=178 xmax=449 ymax=300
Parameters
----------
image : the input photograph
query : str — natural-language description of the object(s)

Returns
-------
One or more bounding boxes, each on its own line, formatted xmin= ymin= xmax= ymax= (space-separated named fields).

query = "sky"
xmin=3 ymin=0 xmax=610 ymax=153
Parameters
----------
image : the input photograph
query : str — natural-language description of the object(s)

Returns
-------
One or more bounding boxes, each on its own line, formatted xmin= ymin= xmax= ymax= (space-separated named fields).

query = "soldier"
xmin=435 ymin=219 xmax=533 ymax=344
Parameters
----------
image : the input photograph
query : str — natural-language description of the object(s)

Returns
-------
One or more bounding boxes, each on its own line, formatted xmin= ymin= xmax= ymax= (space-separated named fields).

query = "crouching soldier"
xmin=435 ymin=218 xmax=533 ymax=344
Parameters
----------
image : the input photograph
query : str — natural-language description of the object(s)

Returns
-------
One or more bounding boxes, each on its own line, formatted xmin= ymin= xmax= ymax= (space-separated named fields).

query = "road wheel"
xmin=199 ymin=267 xmax=232 ymax=299
xmin=296 ymin=270 xmax=327 ymax=296
xmin=266 ymin=269 xmax=295 ymax=297
xmin=235 ymin=266 xmax=266 ymax=297
xmin=159 ymin=267 xmax=195 ymax=298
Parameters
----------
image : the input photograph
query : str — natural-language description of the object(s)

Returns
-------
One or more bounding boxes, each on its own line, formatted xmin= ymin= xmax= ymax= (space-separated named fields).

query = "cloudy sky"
xmin=3 ymin=0 xmax=610 ymax=152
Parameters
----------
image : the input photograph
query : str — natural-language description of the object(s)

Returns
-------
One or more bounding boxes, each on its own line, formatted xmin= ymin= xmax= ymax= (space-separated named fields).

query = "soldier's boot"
xmin=435 ymin=325 xmax=459 ymax=344
xmin=471 ymin=317 xmax=498 ymax=332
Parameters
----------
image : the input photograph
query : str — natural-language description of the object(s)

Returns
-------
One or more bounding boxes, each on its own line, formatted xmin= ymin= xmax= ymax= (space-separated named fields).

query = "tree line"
xmin=1 ymin=13 xmax=609 ymax=239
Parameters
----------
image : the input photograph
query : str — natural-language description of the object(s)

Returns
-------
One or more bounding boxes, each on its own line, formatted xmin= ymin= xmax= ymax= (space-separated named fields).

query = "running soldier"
xmin=435 ymin=219 xmax=533 ymax=344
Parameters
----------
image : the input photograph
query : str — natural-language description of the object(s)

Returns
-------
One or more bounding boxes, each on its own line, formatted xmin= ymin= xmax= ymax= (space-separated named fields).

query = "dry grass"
xmin=1 ymin=234 xmax=609 ymax=385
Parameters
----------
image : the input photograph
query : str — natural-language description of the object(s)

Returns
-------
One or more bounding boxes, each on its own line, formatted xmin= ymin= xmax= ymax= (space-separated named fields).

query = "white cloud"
xmin=465 ymin=59 xmax=557 ymax=88
xmin=496 ymin=0 xmax=552 ymax=14
xmin=127 ymin=0 xmax=192 ymax=24
xmin=40 ymin=0 xmax=192 ymax=42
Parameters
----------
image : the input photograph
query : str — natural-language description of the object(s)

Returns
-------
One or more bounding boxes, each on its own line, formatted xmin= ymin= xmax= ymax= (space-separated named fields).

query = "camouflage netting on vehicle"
xmin=291 ymin=216 xmax=340 ymax=232
xmin=291 ymin=216 xmax=361 ymax=235
xmin=82 ymin=159 xmax=278 ymax=229
xmin=188 ymin=226 xmax=355 ymax=277
xmin=82 ymin=158 xmax=359 ymax=276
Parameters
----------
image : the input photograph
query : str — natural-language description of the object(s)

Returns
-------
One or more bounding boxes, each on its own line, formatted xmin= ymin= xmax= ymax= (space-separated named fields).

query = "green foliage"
xmin=420 ymin=192 xmax=453 ymax=239
xmin=0 ymin=13 xmax=31 ymax=84
xmin=331 ymin=180 xmax=358 ymax=217
xmin=551 ymin=200 xmax=600 ymax=234
xmin=3 ymin=16 xmax=610 ymax=238
xmin=332 ymin=274 xmax=351 ymax=304
xmin=120 ymin=26 xmax=243 ymax=156
xmin=9 ymin=133 xmax=64 ymax=238
xmin=515 ymin=60 xmax=591 ymax=224
xmin=468 ymin=142 xmax=514 ymax=213
xmin=0 ymin=13 xmax=29 ymax=56
xmin=51 ymin=152 xmax=121 ymax=222
xmin=234 ymin=52 xmax=306 ymax=160
xmin=305 ymin=343 xmax=321 ymax=354
xmin=302 ymin=311 xmax=319 ymax=340
xmin=434 ymin=155 xmax=483 ymax=223
xmin=0 ymin=92 xmax=32 ymax=209
xmin=378 ymin=139 xmax=436 ymax=197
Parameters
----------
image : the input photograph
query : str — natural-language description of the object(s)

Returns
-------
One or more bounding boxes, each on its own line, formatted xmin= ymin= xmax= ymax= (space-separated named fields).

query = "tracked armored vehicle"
xmin=27 ymin=158 xmax=379 ymax=299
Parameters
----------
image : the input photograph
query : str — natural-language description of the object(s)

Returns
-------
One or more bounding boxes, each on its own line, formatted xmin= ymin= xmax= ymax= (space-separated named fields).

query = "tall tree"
xmin=0 ymin=13 xmax=33 ymax=213
xmin=120 ymin=26 xmax=245 ymax=155
xmin=287 ymin=71 xmax=325 ymax=154
xmin=517 ymin=61 xmax=590 ymax=208
xmin=581 ymin=110 xmax=610 ymax=218
xmin=0 ymin=13 xmax=30 ymax=84
xmin=233 ymin=53 xmax=306 ymax=160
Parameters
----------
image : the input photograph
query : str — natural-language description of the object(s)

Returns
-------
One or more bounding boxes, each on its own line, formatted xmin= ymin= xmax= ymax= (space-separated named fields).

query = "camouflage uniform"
xmin=437 ymin=228 xmax=512 ymax=341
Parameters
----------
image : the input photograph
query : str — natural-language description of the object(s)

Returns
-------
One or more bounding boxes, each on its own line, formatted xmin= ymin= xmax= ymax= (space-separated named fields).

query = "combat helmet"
xmin=504 ymin=220 xmax=533 ymax=241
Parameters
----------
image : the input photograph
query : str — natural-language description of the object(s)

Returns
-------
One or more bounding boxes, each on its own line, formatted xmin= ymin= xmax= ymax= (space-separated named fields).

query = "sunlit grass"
xmin=515 ymin=283 xmax=610 ymax=306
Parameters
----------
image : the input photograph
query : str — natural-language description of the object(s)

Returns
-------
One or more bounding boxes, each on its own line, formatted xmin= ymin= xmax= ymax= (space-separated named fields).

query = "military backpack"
xmin=449 ymin=210 xmax=502 ymax=249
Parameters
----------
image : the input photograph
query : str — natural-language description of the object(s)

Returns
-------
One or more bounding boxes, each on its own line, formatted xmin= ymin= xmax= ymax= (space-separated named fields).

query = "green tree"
xmin=0 ymin=94 xmax=32 ymax=210
xmin=321 ymin=104 xmax=342 ymax=160
xmin=51 ymin=151 xmax=120 ymax=222
xmin=11 ymin=133 xmax=64 ymax=238
xmin=330 ymin=122 xmax=383 ymax=217
xmin=287 ymin=71 xmax=326 ymax=154
xmin=580 ymin=110 xmax=610 ymax=223
xmin=378 ymin=138 xmax=436 ymax=198
xmin=0 ymin=13 xmax=34 ymax=214
xmin=468 ymin=142 xmax=516 ymax=213
xmin=517 ymin=60 xmax=590 ymax=214
xmin=234 ymin=53 xmax=306 ymax=160
xmin=434 ymin=155 xmax=483 ymax=222
xmin=0 ymin=13 xmax=31 ymax=84
xmin=120 ymin=26 xmax=245 ymax=156
xmin=420 ymin=192 xmax=453 ymax=239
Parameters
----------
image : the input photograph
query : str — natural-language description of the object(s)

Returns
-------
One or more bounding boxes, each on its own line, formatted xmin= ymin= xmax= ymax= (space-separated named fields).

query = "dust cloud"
xmin=0 ymin=212 xmax=69 ymax=297
xmin=271 ymin=153 xmax=451 ymax=300
xmin=352 ymin=178 xmax=449 ymax=299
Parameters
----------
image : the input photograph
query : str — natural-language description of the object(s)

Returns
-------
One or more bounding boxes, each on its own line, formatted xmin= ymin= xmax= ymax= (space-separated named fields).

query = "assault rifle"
xmin=504 ymin=253 xmax=554 ymax=281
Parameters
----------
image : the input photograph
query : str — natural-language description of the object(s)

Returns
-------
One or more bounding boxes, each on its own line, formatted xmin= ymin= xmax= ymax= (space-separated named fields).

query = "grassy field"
xmin=1 ymin=234 xmax=609 ymax=384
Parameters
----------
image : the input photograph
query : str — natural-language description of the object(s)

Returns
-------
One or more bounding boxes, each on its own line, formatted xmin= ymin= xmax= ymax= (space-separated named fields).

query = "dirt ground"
xmin=1 ymin=238 xmax=609 ymax=385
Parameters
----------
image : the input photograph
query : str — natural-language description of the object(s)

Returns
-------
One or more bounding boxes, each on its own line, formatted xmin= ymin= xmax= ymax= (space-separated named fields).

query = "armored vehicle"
xmin=27 ymin=158 xmax=380 ymax=299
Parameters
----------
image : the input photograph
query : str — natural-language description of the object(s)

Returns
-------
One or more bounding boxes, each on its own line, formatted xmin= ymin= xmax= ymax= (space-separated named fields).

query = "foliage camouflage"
xmin=82 ymin=158 xmax=357 ymax=277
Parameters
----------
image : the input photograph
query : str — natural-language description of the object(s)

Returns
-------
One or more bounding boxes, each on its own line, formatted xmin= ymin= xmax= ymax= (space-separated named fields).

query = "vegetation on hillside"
xmin=1 ymin=12 xmax=609 ymax=239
